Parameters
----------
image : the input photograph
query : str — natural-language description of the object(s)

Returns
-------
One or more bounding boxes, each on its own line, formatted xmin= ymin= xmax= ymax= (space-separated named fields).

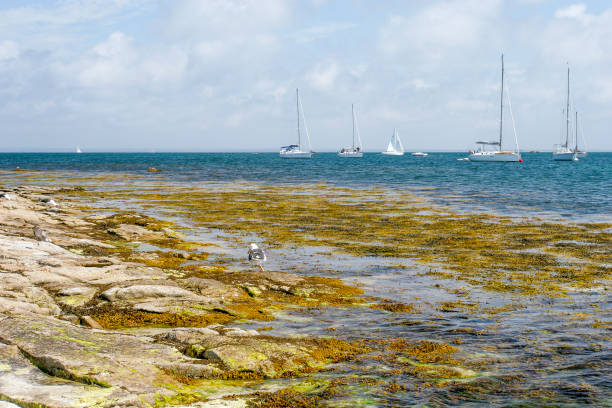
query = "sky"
xmin=0 ymin=0 xmax=611 ymax=152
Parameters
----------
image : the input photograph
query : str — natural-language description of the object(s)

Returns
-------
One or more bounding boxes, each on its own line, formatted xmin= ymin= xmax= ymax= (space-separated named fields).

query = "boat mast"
xmin=499 ymin=54 xmax=504 ymax=149
xmin=352 ymin=104 xmax=355 ymax=149
xmin=565 ymin=65 xmax=570 ymax=149
xmin=296 ymin=88 xmax=301 ymax=149
xmin=575 ymin=111 xmax=578 ymax=152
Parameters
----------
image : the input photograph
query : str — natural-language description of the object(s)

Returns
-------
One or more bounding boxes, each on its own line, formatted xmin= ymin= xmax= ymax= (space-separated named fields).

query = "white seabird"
xmin=248 ymin=243 xmax=266 ymax=271
xmin=40 ymin=197 xmax=58 ymax=207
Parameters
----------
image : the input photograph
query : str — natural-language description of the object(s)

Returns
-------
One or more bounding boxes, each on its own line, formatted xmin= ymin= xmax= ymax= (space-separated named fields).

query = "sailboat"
xmin=469 ymin=54 xmax=521 ymax=162
xmin=338 ymin=104 xmax=363 ymax=157
xmin=280 ymin=88 xmax=312 ymax=159
xmin=75 ymin=146 xmax=82 ymax=153
xmin=553 ymin=66 xmax=576 ymax=161
xmin=574 ymin=111 xmax=587 ymax=158
xmin=382 ymin=128 xmax=404 ymax=156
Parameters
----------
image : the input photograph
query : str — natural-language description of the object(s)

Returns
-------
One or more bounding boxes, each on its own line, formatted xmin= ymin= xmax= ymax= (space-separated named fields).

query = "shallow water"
xmin=0 ymin=155 xmax=610 ymax=406
xmin=1 ymin=152 xmax=610 ymax=222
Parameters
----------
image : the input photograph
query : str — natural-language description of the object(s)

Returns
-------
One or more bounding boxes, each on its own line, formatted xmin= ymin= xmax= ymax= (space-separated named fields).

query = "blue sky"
xmin=0 ymin=0 xmax=611 ymax=152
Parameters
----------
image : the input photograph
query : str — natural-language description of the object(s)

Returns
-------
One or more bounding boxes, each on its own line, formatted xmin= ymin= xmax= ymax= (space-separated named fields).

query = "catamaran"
xmin=469 ymin=54 xmax=521 ymax=162
xmin=553 ymin=66 xmax=576 ymax=161
xmin=338 ymin=104 xmax=363 ymax=158
xmin=382 ymin=128 xmax=404 ymax=156
xmin=280 ymin=88 xmax=312 ymax=159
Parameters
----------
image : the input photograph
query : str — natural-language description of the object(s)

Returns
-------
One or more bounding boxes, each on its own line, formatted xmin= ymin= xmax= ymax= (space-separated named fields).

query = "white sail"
xmin=469 ymin=54 xmax=521 ymax=162
xmin=280 ymin=88 xmax=312 ymax=158
xmin=339 ymin=104 xmax=363 ymax=157
xmin=382 ymin=128 xmax=404 ymax=155
xmin=394 ymin=130 xmax=404 ymax=153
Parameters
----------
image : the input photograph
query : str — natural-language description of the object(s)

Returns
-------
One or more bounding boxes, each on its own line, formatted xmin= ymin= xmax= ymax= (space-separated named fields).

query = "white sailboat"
xmin=338 ymin=104 xmax=363 ymax=158
xmin=553 ymin=66 xmax=576 ymax=161
xmin=574 ymin=111 xmax=587 ymax=158
xmin=469 ymin=54 xmax=521 ymax=162
xmin=280 ymin=88 xmax=312 ymax=159
xmin=76 ymin=146 xmax=82 ymax=153
xmin=382 ymin=128 xmax=404 ymax=156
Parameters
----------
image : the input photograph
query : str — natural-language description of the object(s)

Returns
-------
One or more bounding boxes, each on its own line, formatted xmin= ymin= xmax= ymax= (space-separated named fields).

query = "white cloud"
xmin=411 ymin=79 xmax=435 ymax=90
xmin=0 ymin=40 xmax=19 ymax=61
xmin=293 ymin=22 xmax=357 ymax=44
xmin=554 ymin=4 xmax=587 ymax=19
xmin=306 ymin=62 xmax=339 ymax=91
xmin=448 ymin=98 xmax=490 ymax=111
xmin=379 ymin=0 xmax=501 ymax=59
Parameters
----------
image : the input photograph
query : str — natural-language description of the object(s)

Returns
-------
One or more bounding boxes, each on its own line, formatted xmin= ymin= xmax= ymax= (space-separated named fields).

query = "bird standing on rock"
xmin=248 ymin=243 xmax=266 ymax=271
xmin=33 ymin=226 xmax=50 ymax=243
xmin=40 ymin=197 xmax=58 ymax=207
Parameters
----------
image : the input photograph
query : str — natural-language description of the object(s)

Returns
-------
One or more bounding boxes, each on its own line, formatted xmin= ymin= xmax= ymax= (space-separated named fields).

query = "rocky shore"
xmin=0 ymin=186 xmax=366 ymax=407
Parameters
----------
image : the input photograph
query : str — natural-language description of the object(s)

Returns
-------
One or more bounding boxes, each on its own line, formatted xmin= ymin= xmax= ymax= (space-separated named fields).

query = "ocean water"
xmin=0 ymin=152 xmax=610 ymax=221
xmin=1 ymin=152 xmax=611 ymax=406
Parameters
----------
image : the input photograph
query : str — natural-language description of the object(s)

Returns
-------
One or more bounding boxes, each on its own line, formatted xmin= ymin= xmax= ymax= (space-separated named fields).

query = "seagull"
xmin=248 ymin=243 xmax=266 ymax=271
xmin=0 ymin=192 xmax=11 ymax=200
xmin=33 ymin=226 xmax=50 ymax=243
xmin=40 ymin=197 xmax=58 ymax=207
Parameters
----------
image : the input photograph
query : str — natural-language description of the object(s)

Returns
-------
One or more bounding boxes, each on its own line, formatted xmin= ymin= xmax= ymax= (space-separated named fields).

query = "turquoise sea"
xmin=1 ymin=152 xmax=611 ymax=406
xmin=0 ymin=152 xmax=610 ymax=221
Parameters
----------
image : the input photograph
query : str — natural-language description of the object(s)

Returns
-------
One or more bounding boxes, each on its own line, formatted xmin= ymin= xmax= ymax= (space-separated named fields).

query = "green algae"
xmin=65 ymin=182 xmax=610 ymax=298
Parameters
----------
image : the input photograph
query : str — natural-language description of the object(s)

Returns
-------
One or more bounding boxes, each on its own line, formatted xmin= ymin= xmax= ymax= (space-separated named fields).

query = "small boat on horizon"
xmin=280 ymin=88 xmax=312 ymax=159
xmin=411 ymin=152 xmax=428 ymax=156
xmin=469 ymin=54 xmax=522 ymax=162
xmin=554 ymin=66 xmax=577 ymax=161
xmin=76 ymin=146 xmax=82 ymax=153
xmin=338 ymin=104 xmax=363 ymax=158
xmin=382 ymin=128 xmax=404 ymax=156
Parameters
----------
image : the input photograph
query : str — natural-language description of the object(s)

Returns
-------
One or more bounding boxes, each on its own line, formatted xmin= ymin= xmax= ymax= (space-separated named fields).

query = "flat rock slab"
xmin=101 ymin=284 xmax=200 ymax=302
xmin=0 ymin=314 xmax=214 ymax=395
xmin=162 ymin=327 xmax=318 ymax=378
xmin=0 ymin=343 xmax=118 ymax=408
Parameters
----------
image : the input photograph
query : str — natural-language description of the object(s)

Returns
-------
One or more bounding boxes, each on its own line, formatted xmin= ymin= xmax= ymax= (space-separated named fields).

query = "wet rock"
xmin=108 ymin=224 xmax=165 ymax=241
xmin=80 ymin=315 xmax=104 ymax=329
xmin=182 ymin=277 xmax=246 ymax=301
xmin=0 ymin=314 xmax=203 ymax=394
xmin=55 ymin=285 xmax=98 ymax=307
xmin=162 ymin=326 xmax=320 ymax=378
xmin=0 ymin=343 xmax=120 ymax=407
xmin=101 ymin=284 xmax=200 ymax=302
xmin=243 ymin=286 xmax=262 ymax=297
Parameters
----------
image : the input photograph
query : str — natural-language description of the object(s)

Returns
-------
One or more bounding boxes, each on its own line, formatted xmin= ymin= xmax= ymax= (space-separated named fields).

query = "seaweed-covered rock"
xmin=0 ymin=314 xmax=214 ymax=394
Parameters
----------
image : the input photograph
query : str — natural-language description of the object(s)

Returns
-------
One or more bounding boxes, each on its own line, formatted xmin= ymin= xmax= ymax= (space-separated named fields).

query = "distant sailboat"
xmin=382 ymin=128 xmax=404 ymax=156
xmin=280 ymin=88 xmax=312 ymax=159
xmin=469 ymin=54 xmax=521 ymax=162
xmin=338 ymin=104 xmax=363 ymax=158
xmin=553 ymin=66 xmax=576 ymax=161
xmin=76 ymin=146 xmax=82 ymax=153
xmin=574 ymin=111 xmax=587 ymax=159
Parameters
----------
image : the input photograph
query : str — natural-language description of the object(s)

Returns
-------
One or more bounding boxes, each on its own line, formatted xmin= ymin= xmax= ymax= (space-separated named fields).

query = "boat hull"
xmin=338 ymin=152 xmax=363 ymax=157
xmin=411 ymin=152 xmax=428 ymax=156
xmin=280 ymin=151 xmax=312 ymax=159
xmin=575 ymin=152 xmax=587 ymax=158
xmin=553 ymin=152 xmax=576 ymax=161
xmin=468 ymin=152 xmax=521 ymax=162
xmin=381 ymin=151 xmax=404 ymax=156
